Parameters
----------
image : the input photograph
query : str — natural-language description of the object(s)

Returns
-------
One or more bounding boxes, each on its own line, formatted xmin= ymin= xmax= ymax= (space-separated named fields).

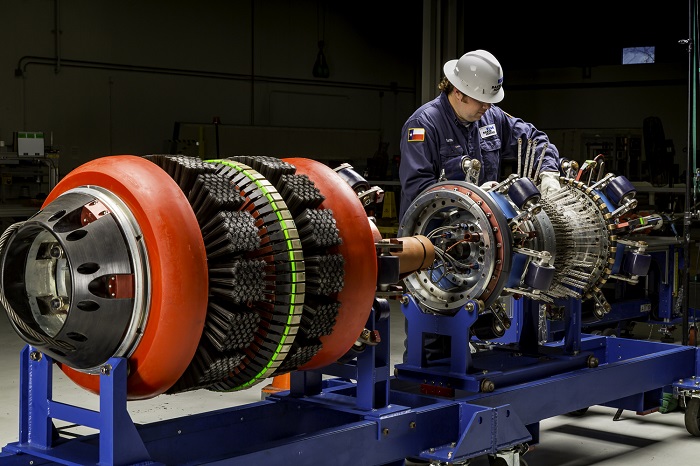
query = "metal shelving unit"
xmin=0 ymin=154 xmax=59 ymax=219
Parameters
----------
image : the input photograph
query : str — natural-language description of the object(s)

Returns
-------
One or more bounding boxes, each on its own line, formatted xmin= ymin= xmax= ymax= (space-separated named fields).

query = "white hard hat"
xmin=443 ymin=50 xmax=505 ymax=103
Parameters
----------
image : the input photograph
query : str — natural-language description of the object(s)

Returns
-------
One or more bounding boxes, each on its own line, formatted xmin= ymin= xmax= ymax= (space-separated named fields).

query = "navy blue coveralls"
xmin=399 ymin=92 xmax=560 ymax=220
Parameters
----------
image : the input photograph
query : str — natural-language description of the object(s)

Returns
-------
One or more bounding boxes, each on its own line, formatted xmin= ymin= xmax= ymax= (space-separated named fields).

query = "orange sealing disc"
xmin=284 ymin=158 xmax=378 ymax=370
xmin=44 ymin=155 xmax=208 ymax=400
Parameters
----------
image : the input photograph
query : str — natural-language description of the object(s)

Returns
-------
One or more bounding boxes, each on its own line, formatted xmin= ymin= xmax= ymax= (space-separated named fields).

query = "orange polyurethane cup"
xmin=285 ymin=158 xmax=378 ymax=370
xmin=44 ymin=155 xmax=208 ymax=400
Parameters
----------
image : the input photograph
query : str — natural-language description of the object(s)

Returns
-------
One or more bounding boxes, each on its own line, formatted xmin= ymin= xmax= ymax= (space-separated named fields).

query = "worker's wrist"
xmin=539 ymin=171 xmax=559 ymax=180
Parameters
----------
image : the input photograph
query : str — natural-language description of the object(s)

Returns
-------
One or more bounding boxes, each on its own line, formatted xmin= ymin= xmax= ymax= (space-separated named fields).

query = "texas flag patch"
xmin=408 ymin=128 xmax=425 ymax=142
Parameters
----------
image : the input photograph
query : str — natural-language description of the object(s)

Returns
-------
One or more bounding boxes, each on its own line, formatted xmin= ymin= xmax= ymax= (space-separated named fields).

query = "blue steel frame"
xmin=0 ymin=297 xmax=699 ymax=465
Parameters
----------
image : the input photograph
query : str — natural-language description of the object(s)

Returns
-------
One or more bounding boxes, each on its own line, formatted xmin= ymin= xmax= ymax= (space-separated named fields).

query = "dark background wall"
xmin=1 ymin=0 xmax=692 ymax=182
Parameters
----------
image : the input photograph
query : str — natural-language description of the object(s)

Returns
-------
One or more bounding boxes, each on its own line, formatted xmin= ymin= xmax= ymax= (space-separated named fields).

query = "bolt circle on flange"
xmin=398 ymin=181 xmax=512 ymax=314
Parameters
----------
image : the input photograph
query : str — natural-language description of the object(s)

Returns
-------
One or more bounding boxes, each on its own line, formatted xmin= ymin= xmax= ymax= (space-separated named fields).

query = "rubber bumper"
xmin=605 ymin=176 xmax=635 ymax=206
xmin=622 ymin=251 xmax=652 ymax=276
xmin=44 ymin=155 xmax=209 ymax=400
xmin=524 ymin=261 xmax=555 ymax=290
xmin=508 ymin=177 xmax=540 ymax=208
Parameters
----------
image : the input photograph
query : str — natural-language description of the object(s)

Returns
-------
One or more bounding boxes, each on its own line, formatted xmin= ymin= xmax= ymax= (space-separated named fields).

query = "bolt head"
xmin=49 ymin=246 xmax=62 ymax=258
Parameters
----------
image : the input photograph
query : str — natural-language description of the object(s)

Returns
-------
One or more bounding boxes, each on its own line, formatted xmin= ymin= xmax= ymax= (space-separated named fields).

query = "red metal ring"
xmin=45 ymin=155 xmax=208 ymax=400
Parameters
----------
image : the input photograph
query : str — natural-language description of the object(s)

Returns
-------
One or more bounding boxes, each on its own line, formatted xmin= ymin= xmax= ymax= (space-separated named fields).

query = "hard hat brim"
xmin=443 ymin=59 xmax=505 ymax=104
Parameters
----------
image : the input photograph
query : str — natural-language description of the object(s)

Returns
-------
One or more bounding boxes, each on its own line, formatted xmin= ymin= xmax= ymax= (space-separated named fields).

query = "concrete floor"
xmin=0 ymin=302 xmax=698 ymax=465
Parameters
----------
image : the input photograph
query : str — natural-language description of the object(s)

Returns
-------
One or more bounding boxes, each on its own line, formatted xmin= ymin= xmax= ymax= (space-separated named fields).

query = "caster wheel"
xmin=488 ymin=455 xmax=529 ymax=466
xmin=685 ymin=397 xmax=700 ymax=436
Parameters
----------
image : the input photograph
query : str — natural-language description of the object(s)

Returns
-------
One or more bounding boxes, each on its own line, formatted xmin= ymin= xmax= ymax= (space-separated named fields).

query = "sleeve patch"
xmin=407 ymin=128 xmax=425 ymax=142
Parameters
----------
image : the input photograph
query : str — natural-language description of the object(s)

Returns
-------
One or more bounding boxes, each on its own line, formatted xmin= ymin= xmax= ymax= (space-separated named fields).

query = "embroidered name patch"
xmin=408 ymin=128 xmax=425 ymax=142
xmin=479 ymin=124 xmax=497 ymax=139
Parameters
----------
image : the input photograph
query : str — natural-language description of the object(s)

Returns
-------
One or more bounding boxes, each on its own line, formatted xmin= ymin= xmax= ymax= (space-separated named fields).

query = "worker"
xmin=398 ymin=49 xmax=561 ymax=220
xmin=398 ymin=50 xmax=562 ymax=365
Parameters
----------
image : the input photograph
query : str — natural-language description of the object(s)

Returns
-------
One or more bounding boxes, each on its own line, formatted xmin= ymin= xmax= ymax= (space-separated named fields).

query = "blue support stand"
xmin=5 ymin=346 xmax=157 ymax=465
xmin=397 ymin=296 xmax=596 ymax=392
xmin=1 ymin=297 xmax=699 ymax=465
xmin=291 ymin=300 xmax=392 ymax=411
xmin=563 ymin=297 xmax=582 ymax=354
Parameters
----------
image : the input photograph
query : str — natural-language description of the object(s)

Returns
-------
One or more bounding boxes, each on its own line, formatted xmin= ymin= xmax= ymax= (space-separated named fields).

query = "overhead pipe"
xmin=15 ymin=55 xmax=414 ymax=94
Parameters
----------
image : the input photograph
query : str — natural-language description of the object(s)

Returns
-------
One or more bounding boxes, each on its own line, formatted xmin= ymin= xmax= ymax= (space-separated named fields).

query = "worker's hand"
xmin=539 ymin=171 xmax=561 ymax=198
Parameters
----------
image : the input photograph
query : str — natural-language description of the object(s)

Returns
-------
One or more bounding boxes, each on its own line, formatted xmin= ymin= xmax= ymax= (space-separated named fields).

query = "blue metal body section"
xmin=399 ymin=297 xmax=593 ymax=392
xmin=611 ymin=243 xmax=625 ymax=275
xmin=647 ymin=244 xmax=684 ymax=322
xmin=488 ymin=191 xmax=517 ymax=221
xmin=506 ymin=253 xmax=528 ymax=288
xmin=594 ymin=188 xmax=616 ymax=212
xmin=1 ymin=296 xmax=699 ymax=465
xmin=404 ymin=299 xmax=478 ymax=383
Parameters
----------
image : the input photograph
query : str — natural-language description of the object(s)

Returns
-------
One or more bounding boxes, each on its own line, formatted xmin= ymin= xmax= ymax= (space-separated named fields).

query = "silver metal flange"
xmin=398 ymin=181 xmax=512 ymax=314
